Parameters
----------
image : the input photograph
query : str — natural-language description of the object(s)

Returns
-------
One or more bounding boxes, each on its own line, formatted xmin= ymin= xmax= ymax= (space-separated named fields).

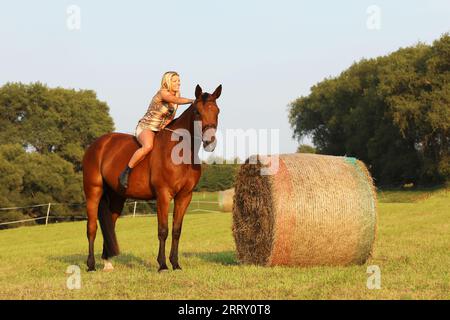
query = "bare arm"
xmin=160 ymin=89 xmax=193 ymax=105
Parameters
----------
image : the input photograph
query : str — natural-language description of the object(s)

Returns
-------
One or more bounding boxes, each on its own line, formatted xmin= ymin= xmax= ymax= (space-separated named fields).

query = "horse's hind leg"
xmin=85 ymin=186 xmax=103 ymax=271
xmin=101 ymin=191 xmax=125 ymax=272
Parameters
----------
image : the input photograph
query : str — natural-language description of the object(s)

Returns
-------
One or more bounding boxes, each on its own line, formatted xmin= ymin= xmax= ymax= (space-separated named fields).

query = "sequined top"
xmin=137 ymin=90 xmax=178 ymax=131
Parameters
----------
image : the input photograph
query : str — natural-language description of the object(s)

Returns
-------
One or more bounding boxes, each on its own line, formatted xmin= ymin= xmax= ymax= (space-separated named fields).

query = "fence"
xmin=0 ymin=198 xmax=222 ymax=228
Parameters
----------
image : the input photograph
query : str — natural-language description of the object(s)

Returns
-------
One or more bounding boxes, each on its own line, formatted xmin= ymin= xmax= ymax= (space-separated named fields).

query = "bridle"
xmin=164 ymin=101 xmax=217 ymax=142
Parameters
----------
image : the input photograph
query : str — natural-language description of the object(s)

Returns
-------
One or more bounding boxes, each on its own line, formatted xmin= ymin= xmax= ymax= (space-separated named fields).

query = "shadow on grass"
xmin=182 ymin=251 xmax=238 ymax=266
xmin=51 ymin=251 xmax=238 ymax=270
xmin=50 ymin=252 xmax=151 ymax=270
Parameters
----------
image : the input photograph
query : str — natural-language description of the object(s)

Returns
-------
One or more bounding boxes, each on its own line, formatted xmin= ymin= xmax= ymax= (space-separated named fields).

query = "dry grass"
xmin=218 ymin=188 xmax=234 ymax=212
xmin=233 ymin=154 xmax=377 ymax=267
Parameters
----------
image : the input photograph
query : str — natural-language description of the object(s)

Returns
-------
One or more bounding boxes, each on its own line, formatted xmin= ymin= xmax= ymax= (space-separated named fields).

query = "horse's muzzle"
xmin=203 ymin=136 xmax=216 ymax=152
xmin=202 ymin=127 xmax=217 ymax=152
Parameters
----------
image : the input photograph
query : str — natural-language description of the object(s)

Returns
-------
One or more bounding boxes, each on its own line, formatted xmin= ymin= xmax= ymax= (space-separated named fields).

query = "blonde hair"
xmin=160 ymin=71 xmax=180 ymax=92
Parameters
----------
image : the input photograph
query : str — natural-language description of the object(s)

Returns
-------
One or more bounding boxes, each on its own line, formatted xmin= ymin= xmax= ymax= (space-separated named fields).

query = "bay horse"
xmin=82 ymin=84 xmax=221 ymax=272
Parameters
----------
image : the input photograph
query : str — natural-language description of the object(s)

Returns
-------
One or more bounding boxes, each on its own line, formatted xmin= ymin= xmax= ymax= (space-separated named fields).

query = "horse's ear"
xmin=195 ymin=85 xmax=202 ymax=99
xmin=212 ymin=84 xmax=222 ymax=99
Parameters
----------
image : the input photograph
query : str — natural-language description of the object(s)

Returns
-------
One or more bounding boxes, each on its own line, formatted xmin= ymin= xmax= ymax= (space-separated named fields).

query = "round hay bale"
xmin=218 ymin=188 xmax=235 ymax=212
xmin=232 ymin=153 xmax=377 ymax=267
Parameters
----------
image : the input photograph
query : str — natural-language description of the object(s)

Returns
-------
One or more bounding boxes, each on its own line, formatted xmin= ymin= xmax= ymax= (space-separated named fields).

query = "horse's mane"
xmin=166 ymin=93 xmax=213 ymax=130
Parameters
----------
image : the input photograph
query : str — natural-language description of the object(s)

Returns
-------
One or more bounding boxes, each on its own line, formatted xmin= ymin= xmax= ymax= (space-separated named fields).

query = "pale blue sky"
xmin=1 ymin=0 xmax=449 ymax=160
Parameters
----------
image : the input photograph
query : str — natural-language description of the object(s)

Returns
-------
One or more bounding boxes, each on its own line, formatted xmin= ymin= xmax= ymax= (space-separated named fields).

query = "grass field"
xmin=0 ymin=188 xmax=449 ymax=299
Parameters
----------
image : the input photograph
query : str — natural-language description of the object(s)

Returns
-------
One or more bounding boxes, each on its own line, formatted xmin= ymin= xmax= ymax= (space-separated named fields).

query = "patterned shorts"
xmin=135 ymin=123 xmax=158 ymax=137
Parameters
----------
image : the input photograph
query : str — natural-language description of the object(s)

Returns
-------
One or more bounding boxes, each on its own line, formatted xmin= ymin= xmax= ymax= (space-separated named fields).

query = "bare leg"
xmin=119 ymin=129 xmax=155 ymax=188
xmin=128 ymin=129 xmax=155 ymax=168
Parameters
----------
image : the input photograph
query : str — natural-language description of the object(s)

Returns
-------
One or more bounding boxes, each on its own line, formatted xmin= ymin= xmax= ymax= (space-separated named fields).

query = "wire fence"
xmin=0 ymin=198 xmax=223 ymax=228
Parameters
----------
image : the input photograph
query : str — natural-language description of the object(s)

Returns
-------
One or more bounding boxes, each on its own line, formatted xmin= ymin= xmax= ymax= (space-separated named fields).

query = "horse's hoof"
xmin=103 ymin=266 xmax=114 ymax=272
xmin=87 ymin=267 xmax=96 ymax=272
xmin=103 ymin=260 xmax=114 ymax=272
xmin=173 ymin=265 xmax=182 ymax=271
xmin=87 ymin=257 xmax=96 ymax=272
xmin=158 ymin=266 xmax=169 ymax=273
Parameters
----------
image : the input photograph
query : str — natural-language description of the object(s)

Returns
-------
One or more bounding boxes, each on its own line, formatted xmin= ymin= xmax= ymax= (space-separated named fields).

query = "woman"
xmin=119 ymin=71 xmax=195 ymax=188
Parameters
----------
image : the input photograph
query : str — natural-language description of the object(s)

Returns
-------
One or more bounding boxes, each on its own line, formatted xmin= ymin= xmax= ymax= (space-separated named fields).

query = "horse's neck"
xmin=163 ymin=104 xmax=201 ymax=162
xmin=167 ymin=104 xmax=194 ymax=132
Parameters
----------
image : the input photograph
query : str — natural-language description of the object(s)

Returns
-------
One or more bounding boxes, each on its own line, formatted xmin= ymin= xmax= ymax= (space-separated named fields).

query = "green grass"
xmin=115 ymin=191 xmax=221 ymax=218
xmin=377 ymin=186 xmax=445 ymax=203
xmin=191 ymin=191 xmax=219 ymax=202
xmin=0 ymin=189 xmax=449 ymax=299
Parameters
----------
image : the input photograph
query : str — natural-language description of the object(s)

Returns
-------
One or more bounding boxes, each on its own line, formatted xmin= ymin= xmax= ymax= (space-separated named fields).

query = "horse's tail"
xmin=98 ymin=189 xmax=120 ymax=259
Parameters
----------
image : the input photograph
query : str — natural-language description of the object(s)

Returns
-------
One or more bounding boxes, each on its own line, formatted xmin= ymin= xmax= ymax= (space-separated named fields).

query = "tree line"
xmin=289 ymin=34 xmax=449 ymax=187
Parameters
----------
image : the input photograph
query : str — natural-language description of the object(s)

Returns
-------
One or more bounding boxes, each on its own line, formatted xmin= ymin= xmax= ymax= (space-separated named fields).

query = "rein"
xmin=163 ymin=127 xmax=203 ymax=141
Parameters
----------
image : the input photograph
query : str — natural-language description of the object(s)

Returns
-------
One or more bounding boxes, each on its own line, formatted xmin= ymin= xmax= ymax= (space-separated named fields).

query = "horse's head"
xmin=193 ymin=84 xmax=221 ymax=152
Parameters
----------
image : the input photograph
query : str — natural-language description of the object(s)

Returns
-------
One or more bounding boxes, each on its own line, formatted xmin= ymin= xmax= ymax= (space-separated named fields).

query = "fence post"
xmin=133 ymin=201 xmax=137 ymax=218
xmin=45 ymin=203 xmax=51 ymax=226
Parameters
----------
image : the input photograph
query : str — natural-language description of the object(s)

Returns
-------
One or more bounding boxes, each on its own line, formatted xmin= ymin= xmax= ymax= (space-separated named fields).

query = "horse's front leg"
xmin=156 ymin=191 xmax=171 ymax=272
xmin=170 ymin=191 xmax=193 ymax=270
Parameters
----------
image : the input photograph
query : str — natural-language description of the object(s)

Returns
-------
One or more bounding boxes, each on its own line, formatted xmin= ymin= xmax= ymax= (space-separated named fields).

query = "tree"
xmin=288 ymin=34 xmax=450 ymax=186
xmin=195 ymin=162 xmax=240 ymax=191
xmin=0 ymin=82 xmax=114 ymax=171
xmin=0 ymin=82 xmax=115 ymax=228
xmin=297 ymin=144 xmax=316 ymax=154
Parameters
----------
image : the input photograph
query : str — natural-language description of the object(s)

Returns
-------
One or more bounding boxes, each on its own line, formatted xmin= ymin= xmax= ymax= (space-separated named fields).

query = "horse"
xmin=82 ymin=84 xmax=221 ymax=272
